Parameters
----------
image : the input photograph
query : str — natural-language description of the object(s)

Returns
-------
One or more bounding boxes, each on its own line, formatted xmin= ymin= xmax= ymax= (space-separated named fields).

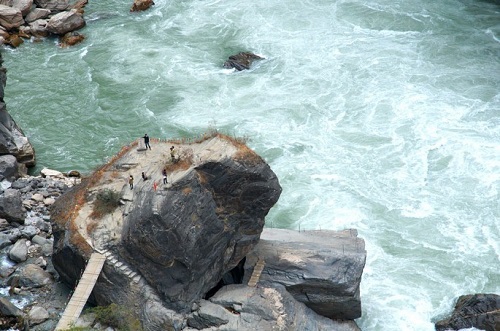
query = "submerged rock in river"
xmin=223 ymin=52 xmax=263 ymax=71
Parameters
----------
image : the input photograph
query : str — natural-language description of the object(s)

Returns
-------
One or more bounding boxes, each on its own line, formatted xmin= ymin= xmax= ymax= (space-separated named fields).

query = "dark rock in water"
xmin=67 ymin=169 xmax=81 ymax=177
xmin=59 ymin=31 xmax=85 ymax=47
xmin=223 ymin=52 xmax=263 ymax=71
xmin=435 ymin=293 xmax=500 ymax=331
xmin=130 ymin=0 xmax=155 ymax=12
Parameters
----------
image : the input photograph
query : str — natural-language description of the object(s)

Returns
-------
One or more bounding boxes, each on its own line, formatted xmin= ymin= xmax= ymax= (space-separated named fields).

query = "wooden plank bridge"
xmin=248 ymin=259 xmax=265 ymax=287
xmin=54 ymin=252 xmax=106 ymax=331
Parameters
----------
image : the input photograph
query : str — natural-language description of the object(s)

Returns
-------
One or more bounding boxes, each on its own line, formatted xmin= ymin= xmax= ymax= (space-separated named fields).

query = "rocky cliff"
xmin=0 ymin=51 xmax=35 ymax=179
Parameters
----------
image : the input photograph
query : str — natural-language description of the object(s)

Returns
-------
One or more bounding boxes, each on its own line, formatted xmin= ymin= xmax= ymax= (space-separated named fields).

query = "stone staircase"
xmin=95 ymin=248 xmax=145 ymax=285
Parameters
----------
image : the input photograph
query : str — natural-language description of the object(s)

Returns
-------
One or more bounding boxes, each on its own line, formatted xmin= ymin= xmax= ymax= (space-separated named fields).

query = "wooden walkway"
xmin=54 ymin=252 xmax=106 ymax=331
xmin=248 ymin=259 xmax=265 ymax=287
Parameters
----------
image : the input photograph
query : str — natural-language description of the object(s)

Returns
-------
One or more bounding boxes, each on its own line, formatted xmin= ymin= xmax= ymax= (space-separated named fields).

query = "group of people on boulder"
xmin=128 ymin=134 xmax=178 ymax=190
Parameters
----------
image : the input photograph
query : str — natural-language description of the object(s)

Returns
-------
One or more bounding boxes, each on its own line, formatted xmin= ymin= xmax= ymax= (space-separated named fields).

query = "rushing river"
xmin=3 ymin=0 xmax=499 ymax=330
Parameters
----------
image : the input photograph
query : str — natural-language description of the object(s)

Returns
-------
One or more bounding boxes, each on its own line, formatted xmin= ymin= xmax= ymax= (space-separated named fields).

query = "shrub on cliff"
xmin=89 ymin=189 xmax=121 ymax=219
xmin=87 ymin=304 xmax=143 ymax=331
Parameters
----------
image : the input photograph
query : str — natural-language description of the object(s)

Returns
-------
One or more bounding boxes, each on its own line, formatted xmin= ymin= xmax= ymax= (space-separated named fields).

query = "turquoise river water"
xmin=3 ymin=0 xmax=500 ymax=330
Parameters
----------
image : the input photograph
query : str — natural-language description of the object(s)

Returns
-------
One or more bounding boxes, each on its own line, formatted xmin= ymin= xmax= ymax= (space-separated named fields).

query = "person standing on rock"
xmin=143 ymin=134 xmax=151 ymax=150
xmin=162 ymin=168 xmax=168 ymax=184
xmin=170 ymin=145 xmax=176 ymax=162
xmin=129 ymin=175 xmax=134 ymax=189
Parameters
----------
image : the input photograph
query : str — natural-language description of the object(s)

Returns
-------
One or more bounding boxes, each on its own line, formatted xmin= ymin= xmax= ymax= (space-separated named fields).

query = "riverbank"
xmin=0 ymin=169 xmax=79 ymax=330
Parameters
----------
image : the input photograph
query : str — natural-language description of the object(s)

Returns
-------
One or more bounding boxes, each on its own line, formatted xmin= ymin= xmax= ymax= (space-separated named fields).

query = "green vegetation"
xmin=90 ymin=188 xmax=122 ymax=219
xmin=63 ymin=304 xmax=143 ymax=331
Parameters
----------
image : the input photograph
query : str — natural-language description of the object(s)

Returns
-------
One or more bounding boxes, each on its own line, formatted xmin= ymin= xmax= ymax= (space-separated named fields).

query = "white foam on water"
xmin=3 ymin=0 xmax=500 ymax=330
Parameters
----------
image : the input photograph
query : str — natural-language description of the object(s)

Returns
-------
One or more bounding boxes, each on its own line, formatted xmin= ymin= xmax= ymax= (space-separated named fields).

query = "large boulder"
xmin=15 ymin=263 xmax=53 ymax=287
xmin=28 ymin=18 xmax=49 ymax=37
xmin=8 ymin=237 xmax=28 ymax=262
xmin=51 ymin=134 xmax=282 ymax=322
xmin=46 ymin=8 xmax=85 ymax=35
xmin=435 ymin=294 xmax=500 ymax=331
xmin=12 ymin=0 xmax=33 ymax=16
xmin=0 ymin=53 xmax=36 ymax=167
xmin=244 ymin=228 xmax=366 ymax=320
xmin=0 ymin=4 xmax=23 ymax=30
xmin=25 ymin=8 xmax=51 ymax=23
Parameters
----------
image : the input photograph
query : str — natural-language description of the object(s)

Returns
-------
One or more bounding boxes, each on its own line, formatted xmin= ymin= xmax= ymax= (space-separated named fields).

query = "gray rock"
xmin=9 ymin=237 xmax=28 ymax=262
xmin=0 ymin=4 xmax=24 ymax=29
xmin=12 ymin=0 xmax=33 ymax=16
xmin=43 ymin=197 xmax=55 ymax=205
xmin=0 ymin=54 xmax=36 ymax=167
xmin=32 ymin=234 xmax=48 ymax=246
xmin=0 ymin=217 xmax=8 ymax=229
xmin=0 ymin=154 xmax=19 ymax=181
xmin=41 ymin=242 xmax=52 ymax=256
xmin=34 ymin=256 xmax=47 ymax=268
xmin=40 ymin=168 xmax=63 ymax=178
xmin=16 ymin=263 xmax=53 ymax=288
xmin=28 ymin=306 xmax=49 ymax=325
xmin=245 ymin=228 xmax=366 ymax=320
xmin=435 ymin=293 xmax=500 ymax=331
xmin=11 ymin=177 xmax=30 ymax=189
xmin=0 ymin=188 xmax=26 ymax=224
xmin=25 ymin=7 xmax=50 ymax=23
xmin=73 ymin=313 xmax=96 ymax=328
xmin=0 ymin=297 xmax=24 ymax=317
xmin=36 ymin=219 xmax=51 ymax=233
xmin=33 ymin=0 xmax=68 ymax=11
xmin=140 ymin=299 xmax=186 ymax=331
xmin=0 ymin=231 xmax=11 ymax=249
xmin=46 ymin=8 xmax=85 ymax=35
xmin=187 ymin=300 xmax=229 ymax=329
xmin=208 ymin=284 xmax=361 ymax=331
xmin=0 ymin=264 xmax=14 ymax=278
xmin=0 ymin=102 xmax=36 ymax=167
xmin=7 ymin=227 xmax=21 ymax=241
xmin=21 ymin=224 xmax=39 ymax=238
xmin=31 ymin=193 xmax=44 ymax=201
